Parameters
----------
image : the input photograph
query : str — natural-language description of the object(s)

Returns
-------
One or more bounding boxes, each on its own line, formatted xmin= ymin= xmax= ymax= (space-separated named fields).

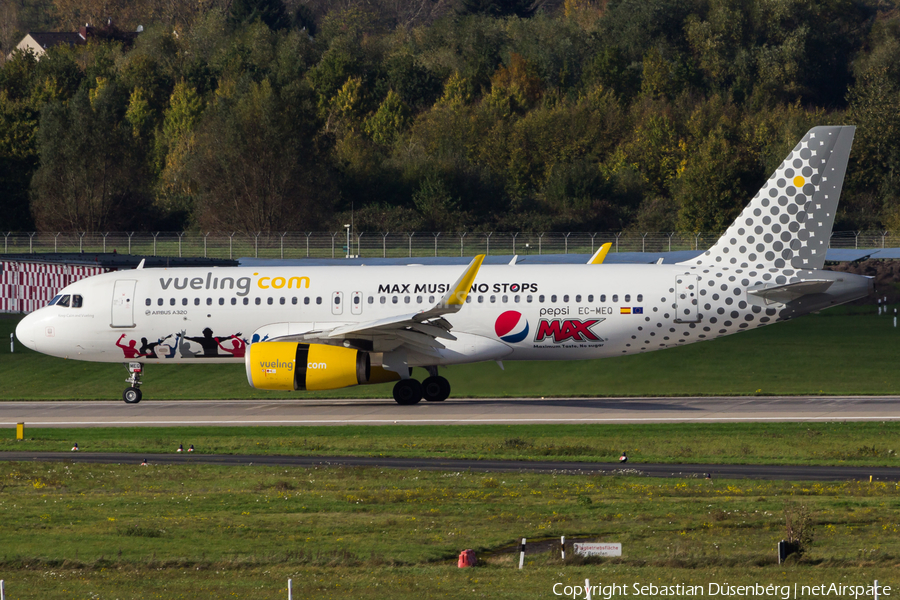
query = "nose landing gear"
xmin=123 ymin=362 xmax=143 ymax=404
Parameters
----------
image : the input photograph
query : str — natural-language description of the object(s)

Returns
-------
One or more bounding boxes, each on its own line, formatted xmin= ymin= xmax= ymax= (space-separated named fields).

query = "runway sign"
xmin=573 ymin=542 xmax=621 ymax=557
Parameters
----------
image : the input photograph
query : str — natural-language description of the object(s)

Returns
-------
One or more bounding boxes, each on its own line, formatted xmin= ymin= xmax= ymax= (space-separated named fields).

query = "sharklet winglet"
xmin=587 ymin=243 xmax=612 ymax=265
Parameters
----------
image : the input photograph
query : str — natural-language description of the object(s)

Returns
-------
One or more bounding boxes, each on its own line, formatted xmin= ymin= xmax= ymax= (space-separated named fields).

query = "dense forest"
xmin=1 ymin=0 xmax=899 ymax=234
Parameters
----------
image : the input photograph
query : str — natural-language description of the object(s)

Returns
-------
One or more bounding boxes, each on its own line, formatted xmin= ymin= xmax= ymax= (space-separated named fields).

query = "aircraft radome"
xmin=16 ymin=126 xmax=871 ymax=405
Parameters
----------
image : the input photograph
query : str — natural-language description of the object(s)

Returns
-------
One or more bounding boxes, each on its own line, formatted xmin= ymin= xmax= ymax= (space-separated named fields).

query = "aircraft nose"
xmin=15 ymin=312 xmax=37 ymax=351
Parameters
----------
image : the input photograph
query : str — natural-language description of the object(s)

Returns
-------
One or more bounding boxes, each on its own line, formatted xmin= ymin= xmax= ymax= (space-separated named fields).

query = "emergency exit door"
xmin=111 ymin=280 xmax=136 ymax=327
xmin=674 ymin=275 xmax=700 ymax=323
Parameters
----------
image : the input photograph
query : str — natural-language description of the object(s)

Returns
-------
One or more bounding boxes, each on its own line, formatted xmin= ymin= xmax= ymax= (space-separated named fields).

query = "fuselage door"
xmin=351 ymin=291 xmax=362 ymax=315
xmin=111 ymin=280 xmax=137 ymax=328
xmin=675 ymin=275 xmax=700 ymax=323
xmin=332 ymin=291 xmax=343 ymax=316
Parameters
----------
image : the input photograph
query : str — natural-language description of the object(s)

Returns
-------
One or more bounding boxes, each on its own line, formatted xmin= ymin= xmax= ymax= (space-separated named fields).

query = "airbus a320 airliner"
xmin=16 ymin=126 xmax=871 ymax=404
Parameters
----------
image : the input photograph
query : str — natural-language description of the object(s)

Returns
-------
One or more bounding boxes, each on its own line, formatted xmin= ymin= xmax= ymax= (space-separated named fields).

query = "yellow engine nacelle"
xmin=245 ymin=342 xmax=399 ymax=391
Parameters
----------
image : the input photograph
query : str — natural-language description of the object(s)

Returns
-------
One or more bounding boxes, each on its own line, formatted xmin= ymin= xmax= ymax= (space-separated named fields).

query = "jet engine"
xmin=245 ymin=342 xmax=399 ymax=391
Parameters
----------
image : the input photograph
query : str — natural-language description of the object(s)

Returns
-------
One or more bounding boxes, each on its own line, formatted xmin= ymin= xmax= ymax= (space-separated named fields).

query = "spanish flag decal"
xmin=620 ymin=307 xmax=631 ymax=314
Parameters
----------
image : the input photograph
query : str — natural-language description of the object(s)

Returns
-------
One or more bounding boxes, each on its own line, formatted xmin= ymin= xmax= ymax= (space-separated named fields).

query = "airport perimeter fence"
xmin=0 ymin=230 xmax=896 ymax=260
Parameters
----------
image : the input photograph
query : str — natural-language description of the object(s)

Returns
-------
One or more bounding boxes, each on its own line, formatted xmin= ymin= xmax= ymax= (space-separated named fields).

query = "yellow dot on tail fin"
xmin=793 ymin=175 xmax=805 ymax=188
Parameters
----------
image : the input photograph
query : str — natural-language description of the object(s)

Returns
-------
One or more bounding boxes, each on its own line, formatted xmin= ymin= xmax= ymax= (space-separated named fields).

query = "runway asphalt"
xmin=3 ymin=396 xmax=899 ymax=481
xmin=1 ymin=451 xmax=898 ymax=481
xmin=1 ymin=395 xmax=900 ymax=426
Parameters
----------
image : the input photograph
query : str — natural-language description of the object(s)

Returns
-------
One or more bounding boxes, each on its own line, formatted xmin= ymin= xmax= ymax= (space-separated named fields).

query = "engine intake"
xmin=245 ymin=342 xmax=398 ymax=391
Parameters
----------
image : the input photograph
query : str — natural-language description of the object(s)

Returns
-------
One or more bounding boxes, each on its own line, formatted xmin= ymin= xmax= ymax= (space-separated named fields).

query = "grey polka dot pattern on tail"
xmin=690 ymin=127 xmax=855 ymax=272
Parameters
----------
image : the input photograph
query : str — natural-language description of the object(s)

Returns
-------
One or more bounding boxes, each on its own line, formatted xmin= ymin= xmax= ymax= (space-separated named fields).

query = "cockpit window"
xmin=48 ymin=295 xmax=61 ymax=306
xmin=71 ymin=295 xmax=83 ymax=308
xmin=57 ymin=295 xmax=70 ymax=307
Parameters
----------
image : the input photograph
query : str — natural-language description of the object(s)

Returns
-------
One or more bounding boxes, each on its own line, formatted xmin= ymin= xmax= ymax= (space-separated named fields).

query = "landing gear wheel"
xmin=123 ymin=362 xmax=144 ymax=404
xmin=422 ymin=376 xmax=451 ymax=402
xmin=393 ymin=379 xmax=423 ymax=405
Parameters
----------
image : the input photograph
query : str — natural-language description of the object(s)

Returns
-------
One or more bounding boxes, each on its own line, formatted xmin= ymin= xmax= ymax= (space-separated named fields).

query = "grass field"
xmin=0 ymin=461 xmax=897 ymax=599
xmin=5 ymin=421 xmax=900 ymax=467
xmin=2 ymin=305 xmax=899 ymax=597
xmin=2 ymin=305 xmax=900 ymax=400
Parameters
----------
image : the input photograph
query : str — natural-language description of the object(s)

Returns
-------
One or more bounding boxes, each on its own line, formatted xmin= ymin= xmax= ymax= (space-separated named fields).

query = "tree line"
xmin=1 ymin=0 xmax=899 ymax=234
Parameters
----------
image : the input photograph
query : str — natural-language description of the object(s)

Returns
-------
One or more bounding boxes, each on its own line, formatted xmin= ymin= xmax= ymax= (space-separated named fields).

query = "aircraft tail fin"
xmin=682 ymin=126 xmax=855 ymax=271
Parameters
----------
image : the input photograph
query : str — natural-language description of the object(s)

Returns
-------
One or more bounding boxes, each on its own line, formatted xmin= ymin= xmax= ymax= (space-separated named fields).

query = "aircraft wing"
xmin=268 ymin=255 xmax=485 ymax=354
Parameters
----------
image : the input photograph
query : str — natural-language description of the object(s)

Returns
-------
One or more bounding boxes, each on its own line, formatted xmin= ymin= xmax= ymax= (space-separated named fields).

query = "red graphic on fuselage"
xmin=534 ymin=319 xmax=603 ymax=343
xmin=116 ymin=334 xmax=145 ymax=358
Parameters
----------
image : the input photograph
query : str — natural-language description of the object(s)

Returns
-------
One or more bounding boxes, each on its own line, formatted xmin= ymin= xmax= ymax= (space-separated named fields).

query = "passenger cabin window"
xmin=280 ymin=297 xmax=285 ymax=305
xmin=232 ymin=298 xmax=237 ymax=305
xmin=158 ymin=298 xmax=164 ymax=306
xmin=170 ymin=298 xmax=176 ymax=306
xmin=625 ymin=294 xmax=631 ymax=302
xmin=243 ymin=298 xmax=249 ymax=305
xmin=600 ymin=294 xmax=606 ymax=302
xmin=219 ymin=298 xmax=225 ymax=305
xmin=145 ymin=298 xmax=151 ymax=306
xmin=575 ymin=295 xmax=581 ymax=303
xmin=255 ymin=298 xmax=261 ymax=305
xmin=183 ymin=298 xmax=188 ymax=306
xmin=539 ymin=295 xmax=545 ymax=302
xmin=563 ymin=294 xmax=569 ymax=302
xmin=292 ymin=297 xmax=298 ymax=305
xmin=304 ymin=297 xmax=310 ymax=305
xmin=316 ymin=297 xmax=322 ymax=305
xmin=194 ymin=298 xmax=200 ymax=306
xmin=551 ymin=295 xmax=557 ymax=302
xmin=637 ymin=294 xmax=643 ymax=302
xmin=588 ymin=295 xmax=594 ymax=303
xmin=267 ymin=298 xmax=273 ymax=305
xmin=612 ymin=294 xmax=618 ymax=302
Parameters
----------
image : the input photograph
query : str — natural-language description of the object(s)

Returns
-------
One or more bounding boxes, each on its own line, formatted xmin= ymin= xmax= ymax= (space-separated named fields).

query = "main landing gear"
xmin=392 ymin=368 xmax=451 ymax=405
xmin=123 ymin=362 xmax=143 ymax=404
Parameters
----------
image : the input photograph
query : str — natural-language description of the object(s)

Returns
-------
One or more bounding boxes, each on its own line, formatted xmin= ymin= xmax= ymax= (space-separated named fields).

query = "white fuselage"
xmin=14 ymin=262 xmax=869 ymax=368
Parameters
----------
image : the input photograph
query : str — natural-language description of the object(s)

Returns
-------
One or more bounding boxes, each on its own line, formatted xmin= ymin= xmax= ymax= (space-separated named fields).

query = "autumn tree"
xmin=31 ymin=84 xmax=152 ymax=230
xmin=183 ymin=78 xmax=337 ymax=231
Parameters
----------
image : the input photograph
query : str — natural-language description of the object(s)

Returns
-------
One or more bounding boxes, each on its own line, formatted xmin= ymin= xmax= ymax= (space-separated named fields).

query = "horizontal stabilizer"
xmin=747 ymin=280 xmax=834 ymax=305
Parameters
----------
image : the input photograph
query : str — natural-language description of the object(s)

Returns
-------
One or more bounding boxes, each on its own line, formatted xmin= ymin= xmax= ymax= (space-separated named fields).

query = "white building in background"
xmin=10 ymin=31 xmax=86 ymax=59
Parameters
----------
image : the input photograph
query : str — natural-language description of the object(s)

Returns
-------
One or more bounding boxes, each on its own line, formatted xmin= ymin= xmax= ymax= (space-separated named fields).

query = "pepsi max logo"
xmin=495 ymin=311 xmax=529 ymax=343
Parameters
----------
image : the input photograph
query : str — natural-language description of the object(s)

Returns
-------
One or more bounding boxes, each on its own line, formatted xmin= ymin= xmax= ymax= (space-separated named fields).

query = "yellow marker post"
xmin=16 ymin=423 xmax=24 ymax=440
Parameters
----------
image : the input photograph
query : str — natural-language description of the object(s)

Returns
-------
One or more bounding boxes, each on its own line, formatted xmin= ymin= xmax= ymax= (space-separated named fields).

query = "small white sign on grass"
xmin=573 ymin=542 xmax=621 ymax=557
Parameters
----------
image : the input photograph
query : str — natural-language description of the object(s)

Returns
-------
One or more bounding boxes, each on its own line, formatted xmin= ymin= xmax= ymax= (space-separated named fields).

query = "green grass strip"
xmin=2 ymin=305 xmax=900 ymax=399
xmin=4 ymin=421 xmax=900 ymax=467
